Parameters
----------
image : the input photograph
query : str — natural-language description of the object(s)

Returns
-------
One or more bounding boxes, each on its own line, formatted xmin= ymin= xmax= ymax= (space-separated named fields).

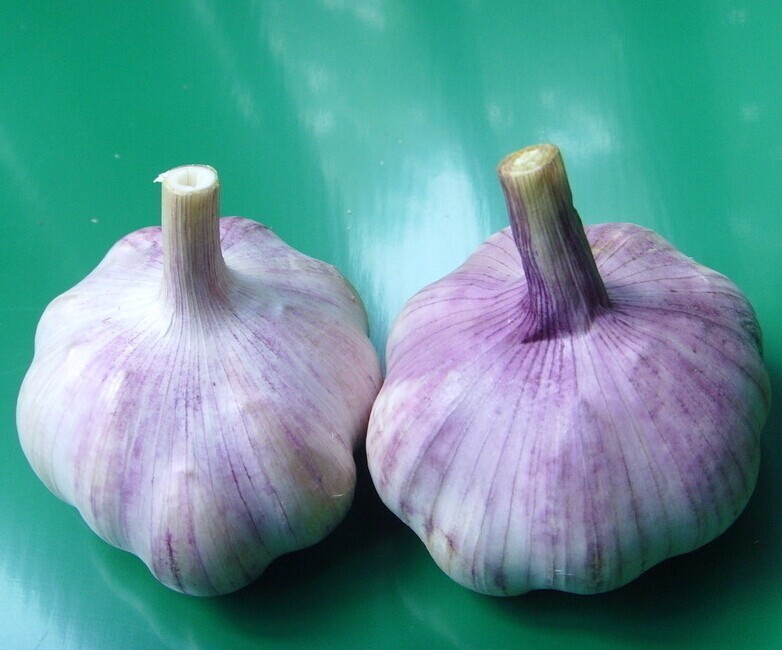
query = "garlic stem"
xmin=158 ymin=165 xmax=230 ymax=313
xmin=498 ymin=144 xmax=610 ymax=338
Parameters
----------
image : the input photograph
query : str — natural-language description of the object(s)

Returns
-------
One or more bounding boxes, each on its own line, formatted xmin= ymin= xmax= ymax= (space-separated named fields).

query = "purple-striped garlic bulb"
xmin=366 ymin=144 xmax=770 ymax=596
xmin=17 ymin=165 xmax=381 ymax=596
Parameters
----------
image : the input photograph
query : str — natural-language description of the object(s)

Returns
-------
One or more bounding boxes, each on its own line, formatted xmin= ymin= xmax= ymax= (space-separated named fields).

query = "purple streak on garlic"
xmin=17 ymin=165 xmax=381 ymax=596
xmin=366 ymin=144 xmax=771 ymax=596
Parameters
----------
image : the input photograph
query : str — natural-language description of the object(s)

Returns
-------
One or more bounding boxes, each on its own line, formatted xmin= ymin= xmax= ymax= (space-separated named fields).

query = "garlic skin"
xmin=366 ymin=145 xmax=771 ymax=596
xmin=17 ymin=165 xmax=382 ymax=596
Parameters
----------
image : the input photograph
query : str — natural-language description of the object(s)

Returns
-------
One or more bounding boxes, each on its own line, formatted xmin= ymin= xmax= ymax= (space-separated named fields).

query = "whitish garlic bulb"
xmin=17 ymin=165 xmax=381 ymax=596
xmin=367 ymin=145 xmax=770 ymax=596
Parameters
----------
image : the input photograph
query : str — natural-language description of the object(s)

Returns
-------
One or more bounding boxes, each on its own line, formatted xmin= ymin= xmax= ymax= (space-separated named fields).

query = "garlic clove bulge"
xmin=17 ymin=165 xmax=382 ymax=596
xmin=366 ymin=144 xmax=771 ymax=596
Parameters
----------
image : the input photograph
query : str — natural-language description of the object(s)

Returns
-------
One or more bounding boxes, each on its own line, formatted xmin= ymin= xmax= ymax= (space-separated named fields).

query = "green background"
xmin=1 ymin=1 xmax=780 ymax=648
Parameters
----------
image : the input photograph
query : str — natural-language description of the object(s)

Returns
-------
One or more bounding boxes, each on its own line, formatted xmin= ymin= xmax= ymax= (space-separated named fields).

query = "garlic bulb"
xmin=366 ymin=144 xmax=771 ymax=596
xmin=17 ymin=165 xmax=382 ymax=596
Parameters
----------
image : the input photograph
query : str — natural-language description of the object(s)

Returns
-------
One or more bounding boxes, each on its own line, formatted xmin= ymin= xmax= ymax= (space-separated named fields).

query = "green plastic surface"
xmin=2 ymin=2 xmax=780 ymax=648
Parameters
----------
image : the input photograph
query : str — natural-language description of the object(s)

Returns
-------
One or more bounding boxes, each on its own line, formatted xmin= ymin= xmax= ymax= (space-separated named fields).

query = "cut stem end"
xmin=499 ymin=143 xmax=560 ymax=176
xmin=156 ymin=165 xmax=219 ymax=194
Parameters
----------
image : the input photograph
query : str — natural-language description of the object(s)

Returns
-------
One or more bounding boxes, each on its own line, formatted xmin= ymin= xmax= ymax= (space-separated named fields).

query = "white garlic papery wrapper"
xmin=17 ymin=165 xmax=382 ymax=596
xmin=366 ymin=145 xmax=771 ymax=596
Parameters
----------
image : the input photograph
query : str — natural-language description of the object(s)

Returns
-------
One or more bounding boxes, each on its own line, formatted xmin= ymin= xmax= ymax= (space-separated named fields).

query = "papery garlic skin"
xmin=366 ymin=145 xmax=770 ymax=596
xmin=17 ymin=165 xmax=381 ymax=596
